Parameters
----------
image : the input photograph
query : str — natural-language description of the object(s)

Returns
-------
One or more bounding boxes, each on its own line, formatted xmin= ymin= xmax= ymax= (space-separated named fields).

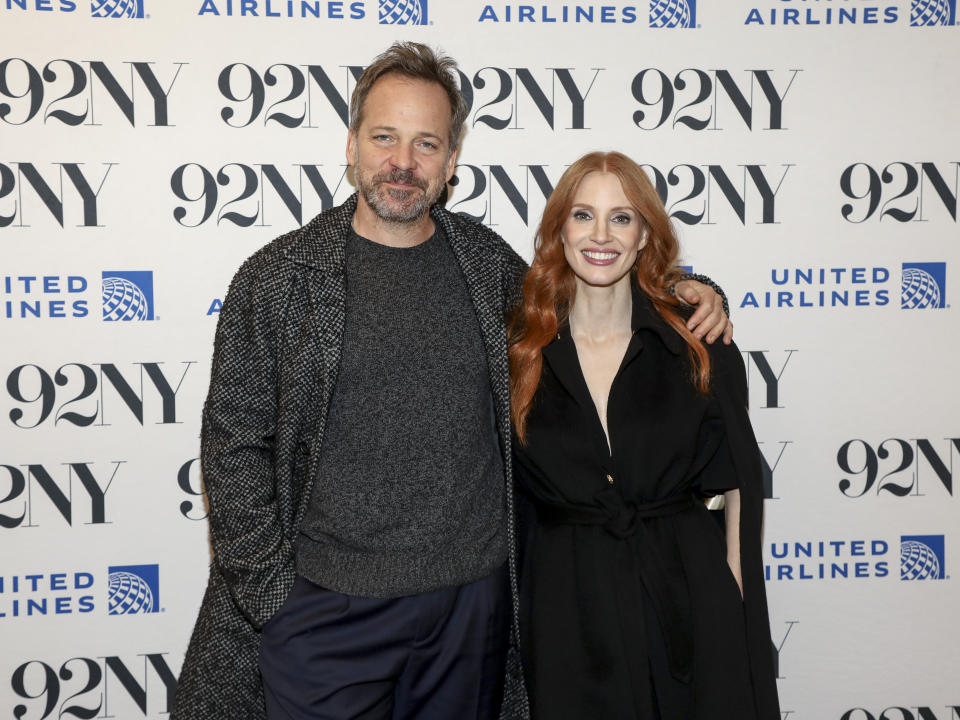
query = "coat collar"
xmin=541 ymin=286 xmax=685 ymax=414
xmin=281 ymin=194 xmax=357 ymax=272
xmin=280 ymin=194 xmax=475 ymax=277
xmin=626 ymin=287 xmax=684 ymax=356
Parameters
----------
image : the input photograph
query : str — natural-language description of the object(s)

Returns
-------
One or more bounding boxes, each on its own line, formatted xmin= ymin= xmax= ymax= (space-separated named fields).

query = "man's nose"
xmin=390 ymin=143 xmax=415 ymax=170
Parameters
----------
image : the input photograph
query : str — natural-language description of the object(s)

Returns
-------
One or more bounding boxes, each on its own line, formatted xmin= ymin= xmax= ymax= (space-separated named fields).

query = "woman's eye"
xmin=573 ymin=210 xmax=591 ymax=220
xmin=612 ymin=214 xmax=632 ymax=224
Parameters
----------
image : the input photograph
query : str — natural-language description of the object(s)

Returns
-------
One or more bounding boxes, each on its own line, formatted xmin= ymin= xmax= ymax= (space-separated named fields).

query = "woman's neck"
xmin=568 ymin=276 xmax=633 ymax=343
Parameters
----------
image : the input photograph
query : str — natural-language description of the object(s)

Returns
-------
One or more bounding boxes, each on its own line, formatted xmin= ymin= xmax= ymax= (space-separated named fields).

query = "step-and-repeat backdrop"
xmin=2 ymin=1 xmax=957 ymax=718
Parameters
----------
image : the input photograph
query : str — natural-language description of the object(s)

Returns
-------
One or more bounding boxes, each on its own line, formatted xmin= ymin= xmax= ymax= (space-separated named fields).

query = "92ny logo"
xmin=840 ymin=162 xmax=959 ymax=222
xmin=630 ymin=68 xmax=800 ymax=131
xmin=0 ymin=461 xmax=121 ymax=528
xmin=0 ymin=163 xmax=115 ymax=228
xmin=171 ymin=163 xmax=351 ymax=227
xmin=10 ymin=653 xmax=176 ymax=720
xmin=0 ymin=59 xmax=183 ymax=126
xmin=838 ymin=437 xmax=960 ymax=497
xmin=5 ymin=362 xmax=195 ymax=428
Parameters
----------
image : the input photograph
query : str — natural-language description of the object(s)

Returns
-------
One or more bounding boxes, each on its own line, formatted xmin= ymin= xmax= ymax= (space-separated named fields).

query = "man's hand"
xmin=675 ymin=279 xmax=733 ymax=345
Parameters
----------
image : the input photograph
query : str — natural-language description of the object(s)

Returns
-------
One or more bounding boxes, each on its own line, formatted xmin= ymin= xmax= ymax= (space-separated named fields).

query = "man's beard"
xmin=355 ymin=166 xmax=445 ymax=224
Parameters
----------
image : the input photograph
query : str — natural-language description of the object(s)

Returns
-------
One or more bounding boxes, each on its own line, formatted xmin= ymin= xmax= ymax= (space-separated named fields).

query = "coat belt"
xmin=535 ymin=491 xmax=696 ymax=686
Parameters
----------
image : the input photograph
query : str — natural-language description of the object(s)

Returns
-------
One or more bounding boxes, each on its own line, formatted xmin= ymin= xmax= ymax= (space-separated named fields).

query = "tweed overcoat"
xmin=172 ymin=194 xmax=531 ymax=720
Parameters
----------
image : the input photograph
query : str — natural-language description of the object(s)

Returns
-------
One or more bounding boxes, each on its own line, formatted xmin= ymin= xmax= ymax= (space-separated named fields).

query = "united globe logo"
xmin=900 ymin=536 xmax=946 ymax=580
xmin=910 ymin=0 xmax=956 ymax=25
xmin=650 ymin=0 xmax=696 ymax=27
xmin=107 ymin=564 xmax=160 ymax=614
xmin=901 ymin=262 xmax=946 ymax=309
xmin=379 ymin=0 xmax=428 ymax=24
xmin=91 ymin=0 xmax=146 ymax=17
xmin=101 ymin=271 xmax=155 ymax=321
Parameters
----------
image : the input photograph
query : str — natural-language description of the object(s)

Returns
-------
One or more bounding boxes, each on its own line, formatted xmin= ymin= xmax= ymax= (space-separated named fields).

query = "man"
xmin=173 ymin=42 xmax=730 ymax=720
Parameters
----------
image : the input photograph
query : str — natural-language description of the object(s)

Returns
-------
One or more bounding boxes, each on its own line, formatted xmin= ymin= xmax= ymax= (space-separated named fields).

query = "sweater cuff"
xmin=673 ymin=272 xmax=730 ymax=317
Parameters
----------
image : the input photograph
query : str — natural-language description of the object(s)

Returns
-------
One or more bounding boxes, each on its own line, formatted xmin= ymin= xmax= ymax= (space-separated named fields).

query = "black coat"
xmin=172 ymin=195 xmax=531 ymax=720
xmin=513 ymin=291 xmax=780 ymax=719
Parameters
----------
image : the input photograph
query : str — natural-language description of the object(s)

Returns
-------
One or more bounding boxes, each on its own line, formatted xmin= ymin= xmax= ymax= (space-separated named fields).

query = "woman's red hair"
xmin=509 ymin=151 xmax=711 ymax=444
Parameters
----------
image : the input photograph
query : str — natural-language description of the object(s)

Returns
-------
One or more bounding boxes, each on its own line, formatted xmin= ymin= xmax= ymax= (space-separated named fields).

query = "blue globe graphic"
xmin=102 ymin=277 xmax=150 ymax=321
xmin=91 ymin=0 xmax=140 ymax=17
xmin=901 ymin=268 xmax=942 ymax=309
xmin=108 ymin=571 xmax=155 ymax=614
xmin=650 ymin=0 xmax=693 ymax=27
xmin=901 ymin=541 xmax=941 ymax=580
xmin=379 ymin=0 xmax=423 ymax=24
xmin=911 ymin=0 xmax=953 ymax=25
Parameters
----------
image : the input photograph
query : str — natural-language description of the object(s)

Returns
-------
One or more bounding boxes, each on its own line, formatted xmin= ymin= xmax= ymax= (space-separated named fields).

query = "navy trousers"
xmin=259 ymin=567 xmax=509 ymax=720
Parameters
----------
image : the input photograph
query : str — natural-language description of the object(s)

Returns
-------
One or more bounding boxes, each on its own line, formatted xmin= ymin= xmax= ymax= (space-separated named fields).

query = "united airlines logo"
xmin=900 ymin=535 xmax=946 ymax=580
xmin=910 ymin=0 xmax=956 ymax=25
xmin=901 ymin=262 xmax=946 ymax=309
xmin=107 ymin=564 xmax=160 ymax=614
xmin=101 ymin=271 xmax=155 ymax=321
xmin=379 ymin=0 xmax=427 ymax=24
xmin=91 ymin=0 xmax=146 ymax=17
xmin=650 ymin=0 xmax=696 ymax=27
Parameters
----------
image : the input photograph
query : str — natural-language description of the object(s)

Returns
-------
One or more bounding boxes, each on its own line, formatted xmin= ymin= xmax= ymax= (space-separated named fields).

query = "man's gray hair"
xmin=349 ymin=42 xmax=468 ymax=151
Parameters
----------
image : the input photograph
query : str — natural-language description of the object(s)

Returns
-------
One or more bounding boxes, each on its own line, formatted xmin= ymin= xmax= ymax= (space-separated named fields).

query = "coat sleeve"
xmin=676 ymin=272 xmax=730 ymax=317
xmin=709 ymin=340 xmax=781 ymax=719
xmin=201 ymin=254 xmax=296 ymax=629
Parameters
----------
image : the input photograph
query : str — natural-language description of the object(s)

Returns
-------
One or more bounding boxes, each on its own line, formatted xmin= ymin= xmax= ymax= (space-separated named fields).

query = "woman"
xmin=508 ymin=152 xmax=780 ymax=719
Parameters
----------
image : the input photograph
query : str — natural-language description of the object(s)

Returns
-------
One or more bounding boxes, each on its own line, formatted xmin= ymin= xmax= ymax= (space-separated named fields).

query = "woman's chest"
xmin=519 ymin=347 xmax=712 ymax=501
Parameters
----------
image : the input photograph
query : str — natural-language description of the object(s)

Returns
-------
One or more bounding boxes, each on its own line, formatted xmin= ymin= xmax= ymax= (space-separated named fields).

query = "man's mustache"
xmin=374 ymin=169 xmax=427 ymax=190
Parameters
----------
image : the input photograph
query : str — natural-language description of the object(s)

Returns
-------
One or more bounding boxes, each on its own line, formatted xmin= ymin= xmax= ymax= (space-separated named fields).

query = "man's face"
xmin=346 ymin=74 xmax=457 ymax=224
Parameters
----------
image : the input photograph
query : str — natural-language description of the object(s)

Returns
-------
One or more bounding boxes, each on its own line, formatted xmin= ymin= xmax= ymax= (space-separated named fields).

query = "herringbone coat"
xmin=172 ymin=195 xmax=530 ymax=720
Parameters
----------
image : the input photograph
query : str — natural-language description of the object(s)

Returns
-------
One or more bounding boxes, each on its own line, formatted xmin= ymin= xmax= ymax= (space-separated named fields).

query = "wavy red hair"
xmin=509 ymin=151 xmax=711 ymax=444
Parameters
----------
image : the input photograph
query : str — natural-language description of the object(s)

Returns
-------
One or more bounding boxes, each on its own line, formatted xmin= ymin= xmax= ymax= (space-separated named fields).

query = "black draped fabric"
xmin=513 ymin=290 xmax=779 ymax=720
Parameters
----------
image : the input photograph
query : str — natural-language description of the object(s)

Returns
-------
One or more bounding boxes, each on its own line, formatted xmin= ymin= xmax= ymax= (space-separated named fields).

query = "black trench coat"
xmin=513 ymin=290 xmax=780 ymax=719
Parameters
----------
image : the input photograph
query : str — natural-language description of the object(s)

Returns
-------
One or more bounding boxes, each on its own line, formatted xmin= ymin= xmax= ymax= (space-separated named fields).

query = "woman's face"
xmin=561 ymin=171 xmax=647 ymax=289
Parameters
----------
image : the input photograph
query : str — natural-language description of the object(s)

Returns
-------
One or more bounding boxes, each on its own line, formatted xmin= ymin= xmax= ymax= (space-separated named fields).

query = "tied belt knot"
xmin=536 ymin=489 xmax=697 ymax=685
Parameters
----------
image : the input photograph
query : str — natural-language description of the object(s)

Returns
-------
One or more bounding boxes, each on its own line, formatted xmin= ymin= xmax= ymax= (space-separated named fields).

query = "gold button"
xmin=606 ymin=474 xmax=614 ymax=484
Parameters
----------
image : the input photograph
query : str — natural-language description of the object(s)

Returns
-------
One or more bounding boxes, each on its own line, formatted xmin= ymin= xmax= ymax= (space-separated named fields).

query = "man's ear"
xmin=445 ymin=145 xmax=459 ymax=183
xmin=346 ymin=128 xmax=356 ymax=166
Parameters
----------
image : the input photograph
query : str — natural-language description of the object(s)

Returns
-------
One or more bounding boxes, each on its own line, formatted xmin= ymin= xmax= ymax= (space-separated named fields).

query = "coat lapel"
xmin=282 ymin=196 xmax=354 ymax=520
xmin=541 ymin=330 xmax=594 ymax=412
xmin=432 ymin=207 xmax=512 ymax=444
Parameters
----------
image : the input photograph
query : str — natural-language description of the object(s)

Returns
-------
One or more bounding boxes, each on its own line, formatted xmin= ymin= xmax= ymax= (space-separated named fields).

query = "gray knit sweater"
xmin=296 ymin=227 xmax=507 ymax=597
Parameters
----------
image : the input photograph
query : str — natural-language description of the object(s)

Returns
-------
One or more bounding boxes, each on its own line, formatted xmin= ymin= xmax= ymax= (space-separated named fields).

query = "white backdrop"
xmin=1 ymin=1 xmax=958 ymax=718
